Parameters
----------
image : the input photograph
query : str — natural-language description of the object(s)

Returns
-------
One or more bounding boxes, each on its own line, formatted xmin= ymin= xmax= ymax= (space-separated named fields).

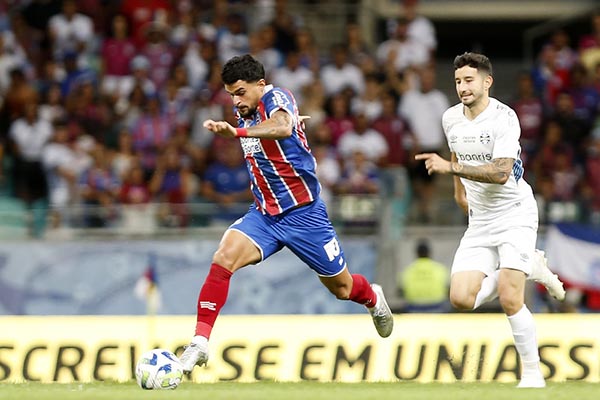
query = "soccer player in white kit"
xmin=415 ymin=52 xmax=565 ymax=388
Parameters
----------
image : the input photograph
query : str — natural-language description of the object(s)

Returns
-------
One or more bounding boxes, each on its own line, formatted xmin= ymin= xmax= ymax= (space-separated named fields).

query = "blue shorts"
xmin=227 ymin=198 xmax=347 ymax=277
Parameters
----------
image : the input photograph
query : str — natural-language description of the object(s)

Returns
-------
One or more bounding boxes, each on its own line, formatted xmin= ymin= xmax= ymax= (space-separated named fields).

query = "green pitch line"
xmin=0 ymin=381 xmax=597 ymax=400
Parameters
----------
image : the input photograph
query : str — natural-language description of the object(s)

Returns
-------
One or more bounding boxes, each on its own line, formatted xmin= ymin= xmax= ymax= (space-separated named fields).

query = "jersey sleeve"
xmin=492 ymin=108 xmax=521 ymax=159
xmin=262 ymin=88 xmax=297 ymax=120
xmin=441 ymin=108 xmax=454 ymax=152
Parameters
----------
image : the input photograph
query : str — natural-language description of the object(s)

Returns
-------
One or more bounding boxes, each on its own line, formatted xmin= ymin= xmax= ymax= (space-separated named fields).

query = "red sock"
xmin=195 ymin=263 xmax=233 ymax=338
xmin=349 ymin=274 xmax=376 ymax=307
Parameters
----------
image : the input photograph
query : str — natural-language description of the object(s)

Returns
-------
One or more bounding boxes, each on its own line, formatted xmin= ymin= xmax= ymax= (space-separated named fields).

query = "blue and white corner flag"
xmin=546 ymin=224 xmax=600 ymax=290
xmin=134 ymin=253 xmax=162 ymax=314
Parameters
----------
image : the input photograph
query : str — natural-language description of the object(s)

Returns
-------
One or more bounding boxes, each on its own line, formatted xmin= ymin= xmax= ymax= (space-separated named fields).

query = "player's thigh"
xmin=218 ymin=208 xmax=283 ymax=271
xmin=451 ymin=225 xmax=499 ymax=276
xmin=496 ymin=226 xmax=537 ymax=275
xmin=282 ymin=199 xmax=347 ymax=277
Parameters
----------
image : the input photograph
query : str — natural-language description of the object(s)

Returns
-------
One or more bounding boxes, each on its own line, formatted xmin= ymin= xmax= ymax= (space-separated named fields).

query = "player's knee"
xmin=449 ymin=292 xmax=475 ymax=310
xmin=212 ymin=249 xmax=237 ymax=271
xmin=331 ymin=285 xmax=352 ymax=300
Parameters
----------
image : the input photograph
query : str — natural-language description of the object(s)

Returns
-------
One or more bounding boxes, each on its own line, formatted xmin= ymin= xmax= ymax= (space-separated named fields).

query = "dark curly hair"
xmin=453 ymin=52 xmax=493 ymax=77
xmin=221 ymin=54 xmax=265 ymax=85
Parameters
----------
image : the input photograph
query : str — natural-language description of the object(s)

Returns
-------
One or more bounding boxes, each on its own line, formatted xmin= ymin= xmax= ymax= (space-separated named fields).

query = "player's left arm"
xmin=203 ymin=109 xmax=293 ymax=139
xmin=415 ymin=153 xmax=514 ymax=184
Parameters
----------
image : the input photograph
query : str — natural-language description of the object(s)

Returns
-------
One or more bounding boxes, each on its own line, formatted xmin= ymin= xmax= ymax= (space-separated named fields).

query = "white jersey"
xmin=442 ymin=97 xmax=537 ymax=225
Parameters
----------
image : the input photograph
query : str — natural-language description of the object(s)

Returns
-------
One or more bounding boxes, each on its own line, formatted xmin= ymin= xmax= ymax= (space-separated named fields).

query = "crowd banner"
xmin=0 ymin=239 xmax=375 ymax=315
xmin=546 ymin=224 xmax=600 ymax=289
xmin=1 ymin=314 xmax=599 ymax=383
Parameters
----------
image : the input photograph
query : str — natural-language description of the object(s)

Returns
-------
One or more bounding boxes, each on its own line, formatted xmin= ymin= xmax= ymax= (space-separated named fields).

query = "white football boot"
xmin=368 ymin=284 xmax=394 ymax=338
xmin=179 ymin=335 xmax=209 ymax=373
xmin=529 ymin=250 xmax=566 ymax=301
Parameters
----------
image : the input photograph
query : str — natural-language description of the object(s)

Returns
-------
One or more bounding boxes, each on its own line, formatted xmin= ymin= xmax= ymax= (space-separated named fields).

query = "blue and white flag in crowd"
xmin=546 ymin=224 xmax=600 ymax=290
xmin=134 ymin=253 xmax=162 ymax=314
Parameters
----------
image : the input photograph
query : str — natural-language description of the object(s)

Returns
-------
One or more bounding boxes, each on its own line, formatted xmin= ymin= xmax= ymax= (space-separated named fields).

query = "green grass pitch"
xmin=1 ymin=381 xmax=598 ymax=400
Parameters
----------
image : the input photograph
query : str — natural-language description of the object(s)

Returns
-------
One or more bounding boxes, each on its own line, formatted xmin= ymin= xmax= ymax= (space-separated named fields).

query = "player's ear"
xmin=256 ymin=79 xmax=266 ymax=88
xmin=484 ymin=74 xmax=493 ymax=91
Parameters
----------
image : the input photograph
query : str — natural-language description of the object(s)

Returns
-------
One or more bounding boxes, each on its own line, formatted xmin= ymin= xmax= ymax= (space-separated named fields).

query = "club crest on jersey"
xmin=480 ymin=132 xmax=491 ymax=145
xmin=449 ymin=135 xmax=458 ymax=144
xmin=240 ymin=137 xmax=262 ymax=155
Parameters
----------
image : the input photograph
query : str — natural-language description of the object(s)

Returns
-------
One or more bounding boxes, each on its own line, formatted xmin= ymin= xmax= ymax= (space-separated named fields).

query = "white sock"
xmin=507 ymin=305 xmax=541 ymax=374
xmin=473 ymin=270 xmax=500 ymax=309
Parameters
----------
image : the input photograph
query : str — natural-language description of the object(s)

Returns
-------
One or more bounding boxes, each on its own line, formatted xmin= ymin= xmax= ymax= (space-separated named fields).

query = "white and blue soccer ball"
xmin=135 ymin=349 xmax=183 ymax=390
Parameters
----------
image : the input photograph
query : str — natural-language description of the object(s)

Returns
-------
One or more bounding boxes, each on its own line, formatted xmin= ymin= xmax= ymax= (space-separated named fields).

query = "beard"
xmin=237 ymin=105 xmax=256 ymax=118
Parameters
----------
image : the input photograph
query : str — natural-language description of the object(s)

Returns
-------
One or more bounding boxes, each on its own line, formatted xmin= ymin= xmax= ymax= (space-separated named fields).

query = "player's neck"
xmin=463 ymin=97 xmax=490 ymax=120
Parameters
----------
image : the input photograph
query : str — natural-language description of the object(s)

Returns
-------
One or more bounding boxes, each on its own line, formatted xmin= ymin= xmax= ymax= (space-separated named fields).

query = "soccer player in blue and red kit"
xmin=179 ymin=54 xmax=394 ymax=372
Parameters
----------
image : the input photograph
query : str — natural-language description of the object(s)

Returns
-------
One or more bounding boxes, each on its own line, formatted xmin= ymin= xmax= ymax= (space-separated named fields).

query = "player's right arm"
xmin=451 ymin=152 xmax=468 ymax=215
xmin=203 ymin=109 xmax=293 ymax=139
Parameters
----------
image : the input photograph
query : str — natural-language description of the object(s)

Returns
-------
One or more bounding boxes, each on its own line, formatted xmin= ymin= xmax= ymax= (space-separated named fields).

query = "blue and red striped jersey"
xmin=236 ymin=85 xmax=320 ymax=216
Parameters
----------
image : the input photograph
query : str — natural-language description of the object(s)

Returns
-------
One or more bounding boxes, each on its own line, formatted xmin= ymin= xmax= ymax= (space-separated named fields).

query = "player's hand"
xmin=203 ymin=119 xmax=236 ymax=138
xmin=414 ymin=153 xmax=452 ymax=175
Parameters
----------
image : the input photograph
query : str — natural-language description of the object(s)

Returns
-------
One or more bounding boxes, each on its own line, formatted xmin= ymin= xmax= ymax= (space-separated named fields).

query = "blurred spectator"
xmin=59 ymin=49 xmax=96 ymax=98
xmin=139 ymin=22 xmax=175 ymax=90
xmin=541 ymin=29 xmax=578 ymax=74
xmin=120 ymin=163 xmax=151 ymax=205
xmin=351 ymin=72 xmax=383 ymax=121
xmin=250 ymin=24 xmax=283 ymax=75
xmin=399 ymin=66 xmax=448 ymax=222
xmin=271 ymin=50 xmax=314 ymax=107
xmin=149 ymin=145 xmax=196 ymax=227
xmin=344 ymin=20 xmax=372 ymax=67
xmin=65 ymin=79 xmax=111 ymax=144
xmin=294 ymin=27 xmax=320 ymax=74
xmin=584 ymin=137 xmax=600 ymax=214
xmin=401 ymin=0 xmax=437 ymax=55
xmin=217 ymin=13 xmax=249 ymax=64
xmin=0 ymin=34 xmax=28 ymax=96
xmin=371 ymin=89 xmax=415 ymax=168
xmin=376 ymin=17 xmax=429 ymax=74
xmin=323 ymin=92 xmax=353 ymax=147
xmin=100 ymin=14 xmax=137 ymax=100
xmin=78 ymin=144 xmax=120 ymax=227
xmin=39 ymin=82 xmax=66 ymax=124
xmin=201 ymin=140 xmax=252 ymax=222
xmin=338 ymin=111 xmax=388 ymax=165
xmin=566 ymin=63 xmax=600 ymax=125
xmin=162 ymin=73 xmax=194 ymax=128
xmin=334 ymin=149 xmax=380 ymax=195
xmin=299 ymin=79 xmax=326 ymax=131
xmin=320 ymin=44 xmax=364 ymax=96
xmin=2 ymin=68 xmax=38 ymax=122
xmin=532 ymin=41 xmax=570 ymax=107
xmin=579 ymin=12 xmax=600 ymax=73
xmin=312 ymin=142 xmax=340 ymax=208
xmin=511 ymin=72 xmax=544 ymax=164
xmin=120 ymin=0 xmax=172 ymax=48
xmin=551 ymin=92 xmax=591 ymax=162
xmin=111 ymin=128 xmax=138 ymax=181
xmin=48 ymin=0 xmax=94 ymax=66
xmin=183 ymin=40 xmax=215 ymax=91
xmin=396 ymin=239 xmax=449 ymax=312
xmin=8 ymin=101 xmax=51 ymax=208
xmin=270 ymin=0 xmax=301 ymax=56
xmin=42 ymin=121 xmax=92 ymax=228
xmin=131 ymin=94 xmax=173 ymax=174
xmin=119 ymin=162 xmax=155 ymax=233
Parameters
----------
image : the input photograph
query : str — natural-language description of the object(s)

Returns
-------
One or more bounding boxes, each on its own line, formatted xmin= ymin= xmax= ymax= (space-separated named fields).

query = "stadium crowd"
xmin=0 ymin=0 xmax=599 ymax=233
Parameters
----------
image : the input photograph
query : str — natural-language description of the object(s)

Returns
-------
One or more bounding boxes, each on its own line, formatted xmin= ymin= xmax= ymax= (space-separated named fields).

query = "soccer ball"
xmin=135 ymin=349 xmax=183 ymax=390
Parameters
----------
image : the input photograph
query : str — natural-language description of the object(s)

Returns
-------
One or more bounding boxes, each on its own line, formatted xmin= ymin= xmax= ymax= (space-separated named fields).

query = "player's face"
xmin=225 ymin=79 xmax=266 ymax=118
xmin=454 ymin=66 xmax=492 ymax=107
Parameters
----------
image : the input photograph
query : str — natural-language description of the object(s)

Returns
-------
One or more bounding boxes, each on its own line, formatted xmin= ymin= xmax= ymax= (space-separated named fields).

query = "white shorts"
xmin=451 ymin=222 xmax=537 ymax=276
